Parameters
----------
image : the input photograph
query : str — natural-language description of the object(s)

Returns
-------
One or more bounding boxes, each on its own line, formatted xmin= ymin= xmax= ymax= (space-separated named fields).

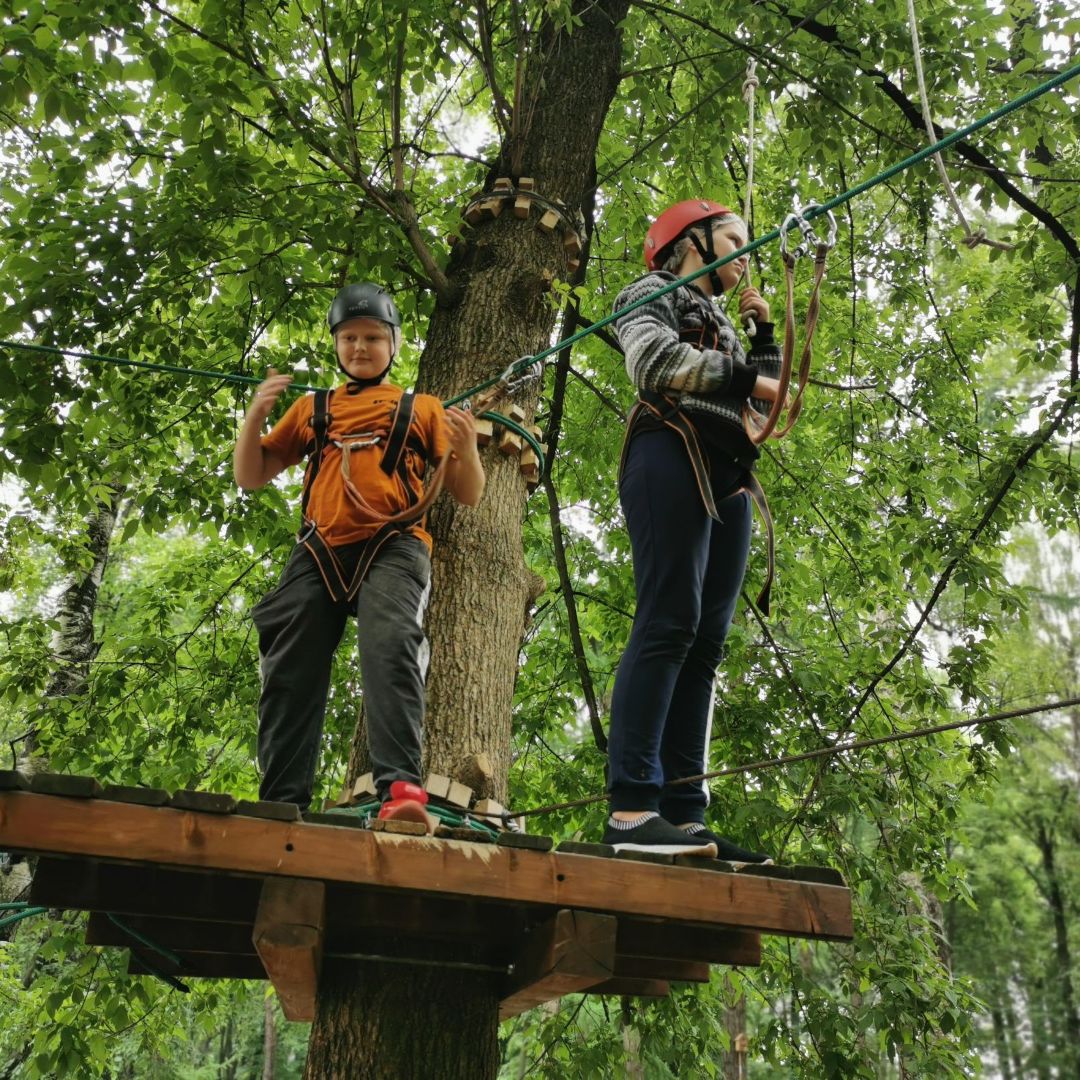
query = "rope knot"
xmin=742 ymin=60 xmax=759 ymax=101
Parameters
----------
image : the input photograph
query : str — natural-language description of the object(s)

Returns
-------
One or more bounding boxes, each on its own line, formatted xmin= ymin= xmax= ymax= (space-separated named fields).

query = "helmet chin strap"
xmin=688 ymin=229 xmax=725 ymax=297
xmin=340 ymin=358 xmax=394 ymax=394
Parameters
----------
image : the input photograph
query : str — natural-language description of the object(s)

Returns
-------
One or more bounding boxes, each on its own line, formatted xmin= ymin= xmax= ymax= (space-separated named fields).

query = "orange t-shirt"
xmin=262 ymin=383 xmax=449 ymax=550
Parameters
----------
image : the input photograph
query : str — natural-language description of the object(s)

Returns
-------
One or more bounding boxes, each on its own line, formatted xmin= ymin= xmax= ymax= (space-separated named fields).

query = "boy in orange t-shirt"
xmin=234 ymin=283 xmax=485 ymax=826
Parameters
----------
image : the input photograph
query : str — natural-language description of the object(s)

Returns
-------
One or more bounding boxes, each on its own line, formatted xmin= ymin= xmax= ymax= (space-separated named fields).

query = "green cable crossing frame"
xmin=2 ymin=59 xmax=1077 ymax=472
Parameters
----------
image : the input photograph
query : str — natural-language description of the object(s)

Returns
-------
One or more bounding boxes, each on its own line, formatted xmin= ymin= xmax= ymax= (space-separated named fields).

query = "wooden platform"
xmin=0 ymin=778 xmax=853 ymax=1021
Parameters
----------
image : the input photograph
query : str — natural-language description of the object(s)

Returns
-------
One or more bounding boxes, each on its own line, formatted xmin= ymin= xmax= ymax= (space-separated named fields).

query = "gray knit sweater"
xmin=613 ymin=272 xmax=783 ymax=436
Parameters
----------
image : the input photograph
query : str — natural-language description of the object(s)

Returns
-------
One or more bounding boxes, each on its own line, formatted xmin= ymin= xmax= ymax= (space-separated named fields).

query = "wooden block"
xmin=302 ymin=811 xmax=368 ymax=829
xmin=500 ymin=909 xmax=616 ymax=1019
xmin=474 ymin=418 xmax=494 ymax=447
xmin=538 ymin=208 xmax=560 ymax=232
xmin=445 ymin=780 xmax=474 ymax=810
xmin=563 ymin=231 xmax=582 ymax=256
xmin=464 ymin=202 xmax=485 ymax=225
xmin=30 ymin=773 xmax=102 ymax=798
xmin=517 ymin=177 xmax=535 ymax=191
xmin=101 ymin=785 xmax=171 ymax=807
xmin=497 ymin=429 xmax=522 ymax=456
xmin=493 ymin=177 xmax=513 ymax=193
xmin=506 ymin=404 xmax=526 ymax=425
xmin=513 ymin=194 xmax=532 ymax=219
xmin=368 ymin=818 xmax=427 ymax=836
xmin=253 ymin=878 xmax=325 ymax=1021
xmin=567 ymin=258 xmax=581 ymax=274
xmin=472 ymin=798 xmax=506 ymax=825
xmin=351 ymin=773 xmax=377 ymax=802
xmin=555 ymin=841 xmax=615 ymax=858
xmin=496 ymin=832 xmax=553 ymax=852
xmin=519 ymin=448 xmax=539 ymax=484
xmin=483 ymin=197 xmax=504 ymax=218
xmin=424 ymin=774 xmax=452 ymax=800
xmin=0 ymin=770 xmax=30 ymax=791
xmin=235 ymin=800 xmax=302 ymax=822
xmin=169 ymin=790 xmax=237 ymax=814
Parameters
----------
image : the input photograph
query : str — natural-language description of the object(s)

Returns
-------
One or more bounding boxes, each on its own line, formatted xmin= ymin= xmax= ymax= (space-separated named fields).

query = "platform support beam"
xmin=500 ymin=909 xmax=616 ymax=1020
xmin=253 ymin=878 xmax=325 ymax=1022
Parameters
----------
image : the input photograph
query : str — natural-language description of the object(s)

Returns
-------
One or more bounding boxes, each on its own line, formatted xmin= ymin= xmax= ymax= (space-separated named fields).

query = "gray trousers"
xmin=253 ymin=534 xmax=432 ymax=810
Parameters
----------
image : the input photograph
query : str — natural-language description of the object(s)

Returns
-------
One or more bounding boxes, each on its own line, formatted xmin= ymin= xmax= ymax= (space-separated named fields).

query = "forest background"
xmin=0 ymin=0 xmax=1077 ymax=1076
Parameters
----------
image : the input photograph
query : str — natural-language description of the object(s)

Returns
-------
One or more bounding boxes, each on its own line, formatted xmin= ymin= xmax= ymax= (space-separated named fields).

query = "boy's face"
xmin=707 ymin=219 xmax=750 ymax=294
xmin=334 ymin=317 xmax=393 ymax=381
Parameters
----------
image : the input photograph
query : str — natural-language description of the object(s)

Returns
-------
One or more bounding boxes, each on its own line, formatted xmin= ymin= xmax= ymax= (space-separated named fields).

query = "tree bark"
xmin=316 ymin=2 xmax=628 ymax=1076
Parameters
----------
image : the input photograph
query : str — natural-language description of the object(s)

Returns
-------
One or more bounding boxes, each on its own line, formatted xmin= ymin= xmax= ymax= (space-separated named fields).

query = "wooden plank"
xmin=613 ymin=955 xmax=711 ymax=983
xmin=30 ymin=857 xmax=261 ymax=924
xmin=169 ymin=790 xmax=236 ymax=814
xmin=616 ymin=918 xmax=761 ymax=967
xmin=87 ymin=912 xmax=255 ymax=956
xmin=253 ymin=878 xmax=325 ymax=1022
xmin=590 ymin=977 xmax=669 ymax=998
xmin=235 ymin=800 xmax=302 ymax=823
xmin=101 ymin=785 xmax=171 ymax=807
xmin=30 ymin=773 xmax=102 ymax=798
xmin=496 ymin=832 xmax=553 ymax=852
xmin=1 ymin=794 xmax=854 ymax=940
xmin=500 ymin=910 xmax=615 ymax=1019
xmin=0 ymin=770 xmax=29 ymax=791
xmin=127 ymin=952 xmax=266 ymax=980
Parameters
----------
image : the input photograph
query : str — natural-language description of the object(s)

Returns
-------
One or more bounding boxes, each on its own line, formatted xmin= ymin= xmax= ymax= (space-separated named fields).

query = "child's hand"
xmin=247 ymin=368 xmax=292 ymax=424
xmin=752 ymin=375 xmax=792 ymax=409
xmin=444 ymin=406 xmax=480 ymax=460
xmin=738 ymin=286 xmax=770 ymax=325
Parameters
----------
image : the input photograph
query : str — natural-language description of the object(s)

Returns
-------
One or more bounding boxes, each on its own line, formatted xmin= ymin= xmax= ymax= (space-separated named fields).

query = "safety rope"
xmin=0 ymin=904 xmax=47 ymax=931
xmin=905 ymin=0 xmax=1014 ymax=252
xmin=739 ymin=57 xmax=759 ymax=339
xmin=469 ymin=694 xmax=1080 ymax=825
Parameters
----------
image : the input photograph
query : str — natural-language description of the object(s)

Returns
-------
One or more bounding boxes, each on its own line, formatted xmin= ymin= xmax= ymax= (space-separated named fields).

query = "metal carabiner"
xmin=780 ymin=203 xmax=838 ymax=259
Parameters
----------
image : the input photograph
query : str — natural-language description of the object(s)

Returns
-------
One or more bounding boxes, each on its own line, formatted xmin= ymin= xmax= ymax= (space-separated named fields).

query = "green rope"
xmin=0 ymin=339 xmax=320 ymax=394
xmin=0 ymin=906 xmax=47 ymax=931
xmin=2 ymin=60 xmax=1076 ymax=411
xmin=107 ymin=913 xmax=190 ymax=993
xmin=0 ymin=901 xmax=32 ymax=910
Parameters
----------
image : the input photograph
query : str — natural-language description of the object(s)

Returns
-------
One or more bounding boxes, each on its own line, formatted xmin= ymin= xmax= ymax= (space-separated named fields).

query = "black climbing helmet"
xmin=327 ymin=283 xmax=402 ymax=337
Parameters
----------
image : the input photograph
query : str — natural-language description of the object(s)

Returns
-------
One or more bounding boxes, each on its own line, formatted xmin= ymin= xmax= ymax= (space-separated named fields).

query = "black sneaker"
xmin=602 ymin=814 xmax=719 ymax=857
xmin=683 ymin=825 xmax=773 ymax=865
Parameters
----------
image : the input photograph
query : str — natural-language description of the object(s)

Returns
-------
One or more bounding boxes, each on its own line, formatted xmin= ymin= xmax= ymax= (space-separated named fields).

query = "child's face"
xmin=335 ymin=317 xmax=393 ymax=381
xmin=708 ymin=219 xmax=750 ymax=294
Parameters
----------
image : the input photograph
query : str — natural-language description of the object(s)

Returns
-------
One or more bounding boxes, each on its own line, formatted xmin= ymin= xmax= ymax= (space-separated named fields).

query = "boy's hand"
xmin=444 ymin=406 xmax=480 ymax=461
xmin=752 ymin=375 xmax=791 ymax=409
xmin=738 ymin=286 xmax=770 ymax=325
xmin=247 ymin=368 xmax=292 ymax=425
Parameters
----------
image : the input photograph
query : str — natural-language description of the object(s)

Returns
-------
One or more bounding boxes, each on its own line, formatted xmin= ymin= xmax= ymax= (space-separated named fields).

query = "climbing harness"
xmin=742 ymin=204 xmax=838 ymax=445
xmin=297 ymin=387 xmax=438 ymax=602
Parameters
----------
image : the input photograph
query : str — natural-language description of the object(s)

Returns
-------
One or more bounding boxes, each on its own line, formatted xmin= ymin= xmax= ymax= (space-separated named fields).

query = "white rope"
xmin=905 ymin=0 xmax=1013 ymax=251
xmin=740 ymin=58 xmax=760 ymax=336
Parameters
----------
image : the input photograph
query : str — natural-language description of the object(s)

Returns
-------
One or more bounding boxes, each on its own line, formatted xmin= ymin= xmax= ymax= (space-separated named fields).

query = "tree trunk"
xmin=721 ymin=974 xmax=748 ymax=1080
xmin=304 ymin=960 xmax=500 ymax=1078
xmin=316 ymin=3 xmax=628 ymax=1076
xmin=1034 ymin=818 xmax=1080 ymax=1074
xmin=262 ymin=994 xmax=277 ymax=1080
xmin=989 ymin=997 xmax=1013 ymax=1080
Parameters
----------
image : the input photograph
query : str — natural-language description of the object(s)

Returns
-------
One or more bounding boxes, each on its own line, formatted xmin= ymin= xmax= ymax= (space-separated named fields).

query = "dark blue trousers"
xmin=607 ymin=427 xmax=752 ymax=823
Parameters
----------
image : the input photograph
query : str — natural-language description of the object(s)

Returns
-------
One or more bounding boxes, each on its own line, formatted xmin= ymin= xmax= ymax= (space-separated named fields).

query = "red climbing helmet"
xmin=643 ymin=199 xmax=736 ymax=270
